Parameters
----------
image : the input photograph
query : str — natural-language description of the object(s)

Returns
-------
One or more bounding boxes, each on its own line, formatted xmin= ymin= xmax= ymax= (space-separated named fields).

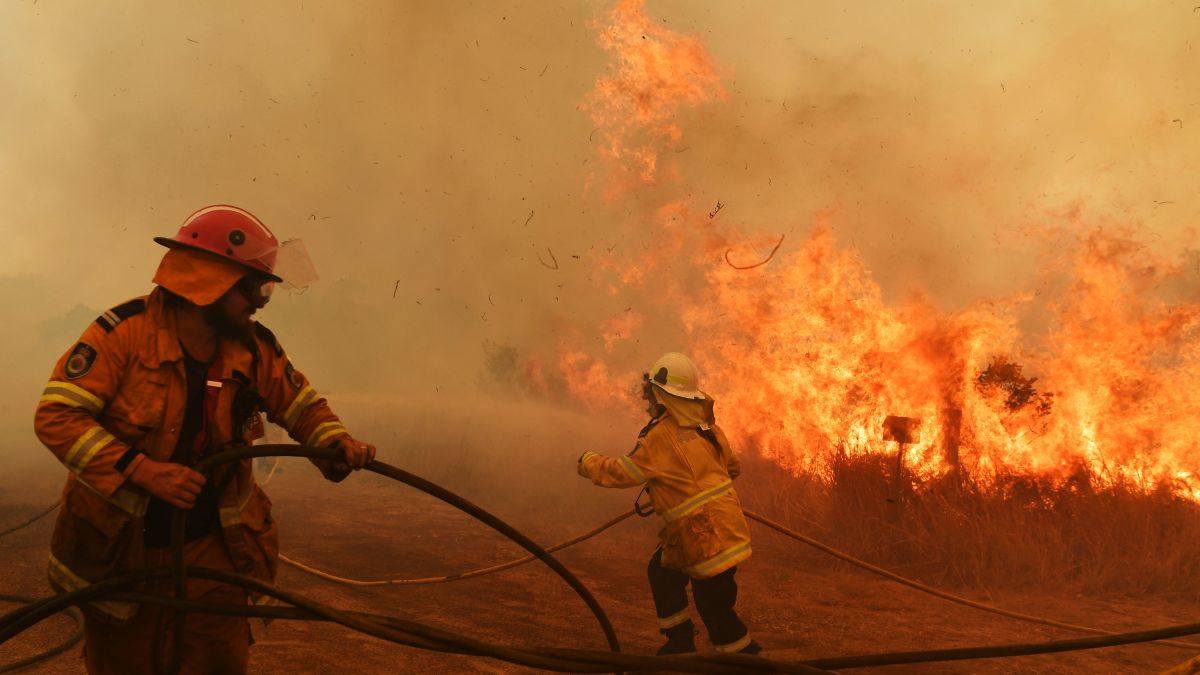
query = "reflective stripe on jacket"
xmin=34 ymin=287 xmax=352 ymax=620
xmin=578 ymin=407 xmax=751 ymax=579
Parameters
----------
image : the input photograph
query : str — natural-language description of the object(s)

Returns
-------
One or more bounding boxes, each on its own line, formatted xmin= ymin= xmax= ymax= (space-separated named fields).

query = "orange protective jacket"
xmin=578 ymin=399 xmax=751 ymax=579
xmin=34 ymin=288 xmax=352 ymax=621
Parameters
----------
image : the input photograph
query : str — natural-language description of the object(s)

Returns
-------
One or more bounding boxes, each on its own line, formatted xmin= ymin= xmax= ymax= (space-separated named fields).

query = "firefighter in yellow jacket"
xmin=34 ymin=205 xmax=376 ymax=674
xmin=577 ymin=352 xmax=760 ymax=656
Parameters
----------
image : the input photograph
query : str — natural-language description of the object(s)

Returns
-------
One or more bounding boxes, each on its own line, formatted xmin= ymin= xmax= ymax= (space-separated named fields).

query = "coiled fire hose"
xmin=6 ymin=446 xmax=1200 ymax=672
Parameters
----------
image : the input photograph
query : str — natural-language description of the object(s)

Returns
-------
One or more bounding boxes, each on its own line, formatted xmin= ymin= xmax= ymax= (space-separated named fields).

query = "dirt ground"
xmin=4 ymin=463 xmax=1200 ymax=674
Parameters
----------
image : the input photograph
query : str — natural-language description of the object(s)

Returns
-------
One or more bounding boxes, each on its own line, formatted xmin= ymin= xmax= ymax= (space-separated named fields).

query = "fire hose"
xmin=276 ymin=490 xmax=1200 ymax=652
xmin=740 ymin=511 xmax=1200 ymax=652
xmin=0 ymin=503 xmax=58 ymax=539
xmin=0 ymin=505 xmax=80 ymax=674
xmin=279 ymin=508 xmax=639 ymax=586
xmin=12 ymin=561 xmax=1200 ymax=674
xmin=0 ymin=595 xmax=81 ymax=674
xmin=169 ymin=444 xmax=623 ymax=674
xmin=0 ymin=445 xmax=828 ymax=675
xmin=4 ymin=445 xmax=1200 ymax=672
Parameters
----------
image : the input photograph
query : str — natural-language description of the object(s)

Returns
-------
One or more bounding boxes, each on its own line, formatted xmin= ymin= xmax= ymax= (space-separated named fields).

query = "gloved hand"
xmin=332 ymin=436 xmax=377 ymax=474
xmin=576 ymin=451 xmax=596 ymax=477
xmin=129 ymin=458 xmax=207 ymax=509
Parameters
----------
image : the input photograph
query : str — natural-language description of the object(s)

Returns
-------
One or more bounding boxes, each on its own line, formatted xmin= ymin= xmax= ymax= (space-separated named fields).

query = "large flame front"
xmin=553 ymin=0 xmax=1200 ymax=499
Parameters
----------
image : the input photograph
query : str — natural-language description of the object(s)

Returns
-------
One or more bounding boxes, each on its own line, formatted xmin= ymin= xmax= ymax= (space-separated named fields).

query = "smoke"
xmin=2 ymin=1 xmax=1197 ymax=490
xmin=652 ymin=0 xmax=1198 ymax=305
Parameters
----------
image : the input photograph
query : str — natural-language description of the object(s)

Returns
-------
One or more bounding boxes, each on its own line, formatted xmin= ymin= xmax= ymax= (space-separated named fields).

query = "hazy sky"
xmin=3 ymin=1 xmax=1197 ymax=462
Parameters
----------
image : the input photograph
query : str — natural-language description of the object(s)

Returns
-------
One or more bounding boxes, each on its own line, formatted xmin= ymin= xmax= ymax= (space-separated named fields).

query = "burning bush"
xmin=975 ymin=357 xmax=1054 ymax=419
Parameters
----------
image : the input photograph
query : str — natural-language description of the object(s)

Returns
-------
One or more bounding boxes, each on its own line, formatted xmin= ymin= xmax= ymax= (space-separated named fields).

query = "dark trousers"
xmin=647 ymin=548 xmax=748 ymax=648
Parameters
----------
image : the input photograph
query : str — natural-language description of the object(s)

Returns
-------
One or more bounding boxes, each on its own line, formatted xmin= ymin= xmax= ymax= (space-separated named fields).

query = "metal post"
xmin=882 ymin=416 xmax=921 ymax=508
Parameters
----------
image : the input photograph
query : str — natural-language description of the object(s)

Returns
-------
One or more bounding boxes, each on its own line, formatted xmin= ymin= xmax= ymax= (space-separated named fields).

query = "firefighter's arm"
xmin=577 ymin=445 xmax=651 ymax=488
xmin=253 ymin=325 xmax=373 ymax=482
xmin=34 ymin=323 xmax=136 ymax=497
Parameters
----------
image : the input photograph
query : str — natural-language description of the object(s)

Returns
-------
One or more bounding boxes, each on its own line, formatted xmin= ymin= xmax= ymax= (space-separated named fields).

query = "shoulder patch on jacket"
xmin=254 ymin=322 xmax=284 ymax=357
xmin=64 ymin=342 xmax=99 ymax=379
xmin=283 ymin=360 xmax=304 ymax=389
xmin=95 ymin=298 xmax=146 ymax=333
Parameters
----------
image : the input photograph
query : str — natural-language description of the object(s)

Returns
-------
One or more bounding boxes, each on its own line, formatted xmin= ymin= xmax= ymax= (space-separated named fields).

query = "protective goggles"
xmin=235 ymin=275 xmax=275 ymax=305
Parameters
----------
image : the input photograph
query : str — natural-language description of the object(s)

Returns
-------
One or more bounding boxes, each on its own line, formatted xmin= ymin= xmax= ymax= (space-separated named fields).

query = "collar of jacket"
xmin=138 ymin=288 xmax=255 ymax=376
xmin=638 ymin=411 xmax=669 ymax=439
xmin=141 ymin=288 xmax=183 ymax=367
xmin=657 ymin=392 xmax=716 ymax=430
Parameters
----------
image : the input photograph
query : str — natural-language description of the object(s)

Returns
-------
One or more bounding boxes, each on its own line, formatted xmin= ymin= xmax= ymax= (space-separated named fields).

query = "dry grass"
xmin=739 ymin=451 xmax=1200 ymax=598
xmin=329 ymin=393 xmax=1200 ymax=599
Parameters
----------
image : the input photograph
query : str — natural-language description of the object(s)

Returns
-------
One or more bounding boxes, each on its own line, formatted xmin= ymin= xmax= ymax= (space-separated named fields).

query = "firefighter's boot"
xmin=739 ymin=639 xmax=762 ymax=655
xmin=656 ymin=620 xmax=697 ymax=655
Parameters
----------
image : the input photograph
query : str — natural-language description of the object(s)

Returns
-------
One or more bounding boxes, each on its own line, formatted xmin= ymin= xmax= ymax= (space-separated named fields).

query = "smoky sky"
xmin=2 ymin=0 xmax=1197 ymax=467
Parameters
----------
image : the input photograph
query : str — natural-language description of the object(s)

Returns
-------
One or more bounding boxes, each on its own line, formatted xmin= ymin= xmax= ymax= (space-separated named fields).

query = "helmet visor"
xmin=273 ymin=238 xmax=319 ymax=289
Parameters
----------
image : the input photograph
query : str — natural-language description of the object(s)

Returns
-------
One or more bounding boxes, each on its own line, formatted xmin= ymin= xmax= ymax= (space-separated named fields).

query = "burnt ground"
xmin=4 ymin=462 xmax=1200 ymax=674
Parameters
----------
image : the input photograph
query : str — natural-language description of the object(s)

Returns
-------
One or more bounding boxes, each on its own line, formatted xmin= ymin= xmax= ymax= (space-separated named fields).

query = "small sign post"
xmin=882 ymin=415 xmax=922 ymax=508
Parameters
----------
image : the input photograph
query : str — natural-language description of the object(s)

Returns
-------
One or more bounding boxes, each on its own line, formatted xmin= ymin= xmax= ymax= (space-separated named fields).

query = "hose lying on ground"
xmin=272 ymin=482 xmax=1200 ymax=653
xmin=0 ymin=595 xmax=81 ymax=675
xmin=0 ymin=444 xmax=833 ymax=675
xmin=186 ymin=445 xmax=623 ymax=670
xmin=742 ymin=510 xmax=1200 ymax=651
xmin=0 ymin=564 xmax=830 ymax=674
xmin=11 ymin=561 xmax=1200 ymax=673
xmin=9 ymin=454 xmax=1193 ymax=651
xmin=5 ymin=445 xmax=1199 ymax=672
xmin=280 ymin=508 xmax=638 ymax=586
xmin=0 ymin=503 xmax=58 ymax=539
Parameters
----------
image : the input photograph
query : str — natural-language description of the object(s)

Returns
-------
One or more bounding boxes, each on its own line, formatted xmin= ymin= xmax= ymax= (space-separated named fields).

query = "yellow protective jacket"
xmin=578 ymin=398 xmax=751 ymax=579
xmin=34 ymin=288 xmax=352 ymax=621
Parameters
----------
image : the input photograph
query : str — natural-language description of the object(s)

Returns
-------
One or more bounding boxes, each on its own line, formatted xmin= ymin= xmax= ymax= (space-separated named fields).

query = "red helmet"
xmin=154 ymin=205 xmax=282 ymax=282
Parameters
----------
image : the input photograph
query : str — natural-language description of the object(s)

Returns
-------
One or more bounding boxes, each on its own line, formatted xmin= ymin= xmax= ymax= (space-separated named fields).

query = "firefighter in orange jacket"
xmin=577 ymin=352 xmax=760 ymax=656
xmin=34 ymin=205 xmax=376 ymax=674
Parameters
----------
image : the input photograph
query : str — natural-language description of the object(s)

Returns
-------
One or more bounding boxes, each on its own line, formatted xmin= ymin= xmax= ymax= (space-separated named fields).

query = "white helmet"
xmin=646 ymin=352 xmax=705 ymax=400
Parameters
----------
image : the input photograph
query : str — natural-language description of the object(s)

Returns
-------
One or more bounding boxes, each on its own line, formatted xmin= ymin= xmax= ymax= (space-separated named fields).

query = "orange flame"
xmin=583 ymin=0 xmax=725 ymax=195
xmin=559 ymin=0 xmax=1200 ymax=500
